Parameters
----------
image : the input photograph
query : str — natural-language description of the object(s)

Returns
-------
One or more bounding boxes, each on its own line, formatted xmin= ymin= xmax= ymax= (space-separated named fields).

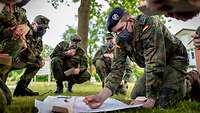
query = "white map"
xmin=35 ymin=96 xmax=142 ymax=113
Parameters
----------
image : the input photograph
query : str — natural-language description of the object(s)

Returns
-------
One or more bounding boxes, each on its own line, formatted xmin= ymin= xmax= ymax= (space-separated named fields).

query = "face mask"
xmin=116 ymin=22 xmax=133 ymax=43
xmin=69 ymin=41 xmax=77 ymax=49
xmin=33 ymin=26 xmax=46 ymax=37
xmin=108 ymin=43 xmax=113 ymax=49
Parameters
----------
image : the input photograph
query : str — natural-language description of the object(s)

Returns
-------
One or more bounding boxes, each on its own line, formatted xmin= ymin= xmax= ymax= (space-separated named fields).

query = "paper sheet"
xmin=35 ymin=96 xmax=142 ymax=113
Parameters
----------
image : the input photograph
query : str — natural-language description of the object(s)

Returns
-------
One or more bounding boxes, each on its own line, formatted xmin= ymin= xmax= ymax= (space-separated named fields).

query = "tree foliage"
xmin=48 ymin=0 xmax=163 ymax=77
xmin=62 ymin=25 xmax=77 ymax=42
xmin=41 ymin=44 xmax=54 ymax=58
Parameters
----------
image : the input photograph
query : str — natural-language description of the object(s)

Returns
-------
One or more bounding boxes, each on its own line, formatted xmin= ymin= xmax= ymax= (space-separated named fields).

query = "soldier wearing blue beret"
xmin=84 ymin=7 xmax=200 ymax=109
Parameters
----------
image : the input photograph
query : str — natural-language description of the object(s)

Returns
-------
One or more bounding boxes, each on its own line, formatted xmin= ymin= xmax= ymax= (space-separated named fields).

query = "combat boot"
xmin=54 ymin=81 xmax=63 ymax=94
xmin=54 ymin=87 xmax=63 ymax=94
xmin=185 ymin=70 xmax=200 ymax=101
xmin=67 ymin=82 xmax=74 ymax=93
xmin=24 ymin=79 xmax=39 ymax=96
xmin=24 ymin=88 xmax=39 ymax=96
xmin=14 ymin=79 xmax=39 ymax=96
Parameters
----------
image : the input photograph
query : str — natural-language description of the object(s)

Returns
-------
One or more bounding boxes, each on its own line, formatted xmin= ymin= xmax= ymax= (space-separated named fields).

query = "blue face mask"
xmin=108 ymin=43 xmax=113 ymax=49
xmin=116 ymin=22 xmax=133 ymax=43
xmin=33 ymin=26 xmax=46 ymax=37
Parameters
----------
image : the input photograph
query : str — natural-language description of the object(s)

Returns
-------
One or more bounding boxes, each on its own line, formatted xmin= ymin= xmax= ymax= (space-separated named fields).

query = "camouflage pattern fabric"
xmin=51 ymin=41 xmax=91 ymax=86
xmin=2 ymin=27 xmax=44 ymax=83
xmin=0 ymin=88 xmax=7 ymax=113
xmin=0 ymin=5 xmax=27 ymax=75
xmin=185 ymin=70 xmax=200 ymax=101
xmin=105 ymin=14 xmax=189 ymax=107
xmin=93 ymin=43 xmax=132 ymax=94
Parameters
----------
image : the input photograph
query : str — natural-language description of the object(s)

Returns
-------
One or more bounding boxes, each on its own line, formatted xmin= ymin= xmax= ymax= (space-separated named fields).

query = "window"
xmin=191 ymin=51 xmax=195 ymax=59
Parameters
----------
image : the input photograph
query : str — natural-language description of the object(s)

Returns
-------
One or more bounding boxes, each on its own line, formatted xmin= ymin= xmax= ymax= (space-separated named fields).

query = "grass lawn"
xmin=4 ymin=81 xmax=200 ymax=113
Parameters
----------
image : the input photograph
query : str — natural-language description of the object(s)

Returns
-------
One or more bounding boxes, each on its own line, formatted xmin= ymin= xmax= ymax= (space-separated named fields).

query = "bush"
xmin=35 ymin=75 xmax=48 ymax=82
xmin=8 ymin=69 xmax=25 ymax=81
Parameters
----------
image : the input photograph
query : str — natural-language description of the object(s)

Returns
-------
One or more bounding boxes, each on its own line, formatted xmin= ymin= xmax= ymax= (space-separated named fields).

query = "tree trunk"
xmin=77 ymin=0 xmax=91 ymax=52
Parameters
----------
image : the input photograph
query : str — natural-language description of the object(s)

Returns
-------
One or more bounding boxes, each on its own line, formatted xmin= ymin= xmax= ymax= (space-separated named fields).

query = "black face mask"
xmin=116 ymin=22 xmax=133 ymax=43
xmin=33 ymin=26 xmax=46 ymax=37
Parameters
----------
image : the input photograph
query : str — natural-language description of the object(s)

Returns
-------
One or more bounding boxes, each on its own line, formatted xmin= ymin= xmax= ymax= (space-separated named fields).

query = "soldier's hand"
xmin=130 ymin=96 xmax=147 ymax=105
xmin=165 ymin=11 xmax=199 ymax=21
xmin=103 ymin=53 xmax=113 ymax=59
xmin=189 ymin=0 xmax=200 ymax=7
xmin=146 ymin=0 xmax=200 ymax=21
xmin=65 ymin=49 xmax=76 ymax=57
xmin=146 ymin=0 xmax=178 ymax=11
xmin=12 ymin=24 xmax=30 ymax=40
xmin=73 ymin=68 xmax=80 ymax=75
xmin=84 ymin=88 xmax=112 ymax=109
xmin=192 ymin=33 xmax=200 ymax=49
xmin=84 ymin=95 xmax=104 ymax=109
xmin=142 ymin=98 xmax=156 ymax=109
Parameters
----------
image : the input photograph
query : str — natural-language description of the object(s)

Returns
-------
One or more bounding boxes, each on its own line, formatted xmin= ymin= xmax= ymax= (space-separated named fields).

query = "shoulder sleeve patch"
xmin=142 ymin=25 xmax=150 ymax=32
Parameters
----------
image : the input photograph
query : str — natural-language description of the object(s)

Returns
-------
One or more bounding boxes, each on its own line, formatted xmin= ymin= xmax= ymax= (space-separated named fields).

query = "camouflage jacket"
xmin=0 ymin=5 xmax=27 ymax=35
xmin=93 ymin=44 xmax=132 ymax=81
xmin=105 ymin=15 xmax=189 ymax=99
xmin=17 ymin=27 xmax=43 ymax=62
xmin=50 ymin=41 xmax=88 ymax=73
xmin=93 ymin=44 xmax=113 ymax=66
xmin=0 ymin=6 xmax=27 ymax=59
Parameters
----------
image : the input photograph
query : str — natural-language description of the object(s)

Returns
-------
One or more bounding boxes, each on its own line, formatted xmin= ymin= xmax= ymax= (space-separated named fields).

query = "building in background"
xmin=175 ymin=28 xmax=199 ymax=71
xmin=165 ymin=15 xmax=200 ymax=72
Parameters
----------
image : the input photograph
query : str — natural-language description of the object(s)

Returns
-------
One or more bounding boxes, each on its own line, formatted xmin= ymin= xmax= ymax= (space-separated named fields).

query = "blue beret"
xmin=107 ymin=7 xmax=125 ymax=32
xmin=16 ymin=0 xmax=31 ymax=7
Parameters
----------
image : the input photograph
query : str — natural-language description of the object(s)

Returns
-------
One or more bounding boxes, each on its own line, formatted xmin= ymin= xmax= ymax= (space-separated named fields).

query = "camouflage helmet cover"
xmin=70 ymin=34 xmax=81 ymax=42
xmin=106 ymin=33 xmax=114 ymax=40
xmin=34 ymin=15 xmax=50 ymax=29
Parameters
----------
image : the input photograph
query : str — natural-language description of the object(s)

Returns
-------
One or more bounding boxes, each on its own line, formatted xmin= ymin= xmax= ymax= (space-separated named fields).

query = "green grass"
xmin=5 ymin=82 xmax=200 ymax=113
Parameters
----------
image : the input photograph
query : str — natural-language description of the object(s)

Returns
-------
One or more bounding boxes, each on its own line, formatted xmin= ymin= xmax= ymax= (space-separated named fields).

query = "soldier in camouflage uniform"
xmin=51 ymin=34 xmax=91 ymax=94
xmin=8 ymin=15 xmax=49 ymax=96
xmin=84 ymin=7 xmax=200 ymax=109
xmin=0 ymin=0 xmax=29 ymax=75
xmin=0 ymin=0 xmax=30 ymax=112
xmin=93 ymin=33 xmax=132 ymax=94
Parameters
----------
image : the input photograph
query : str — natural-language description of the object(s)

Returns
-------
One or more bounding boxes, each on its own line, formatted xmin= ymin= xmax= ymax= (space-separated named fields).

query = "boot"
xmin=24 ymin=88 xmax=39 ymax=96
xmin=24 ymin=79 xmax=39 ymax=96
xmin=185 ymin=70 xmax=200 ymax=101
xmin=54 ymin=81 xmax=63 ymax=94
xmin=67 ymin=82 xmax=74 ymax=93
xmin=13 ymin=79 xmax=39 ymax=96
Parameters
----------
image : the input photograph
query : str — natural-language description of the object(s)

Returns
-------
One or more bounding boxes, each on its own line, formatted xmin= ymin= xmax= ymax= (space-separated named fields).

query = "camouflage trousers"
xmin=0 ymin=35 xmax=25 ymax=78
xmin=95 ymin=59 xmax=128 ymax=94
xmin=131 ymin=65 xmax=186 ymax=107
xmin=1 ymin=55 xmax=44 ymax=83
xmin=51 ymin=57 xmax=91 ymax=87
xmin=95 ymin=59 xmax=111 ymax=87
